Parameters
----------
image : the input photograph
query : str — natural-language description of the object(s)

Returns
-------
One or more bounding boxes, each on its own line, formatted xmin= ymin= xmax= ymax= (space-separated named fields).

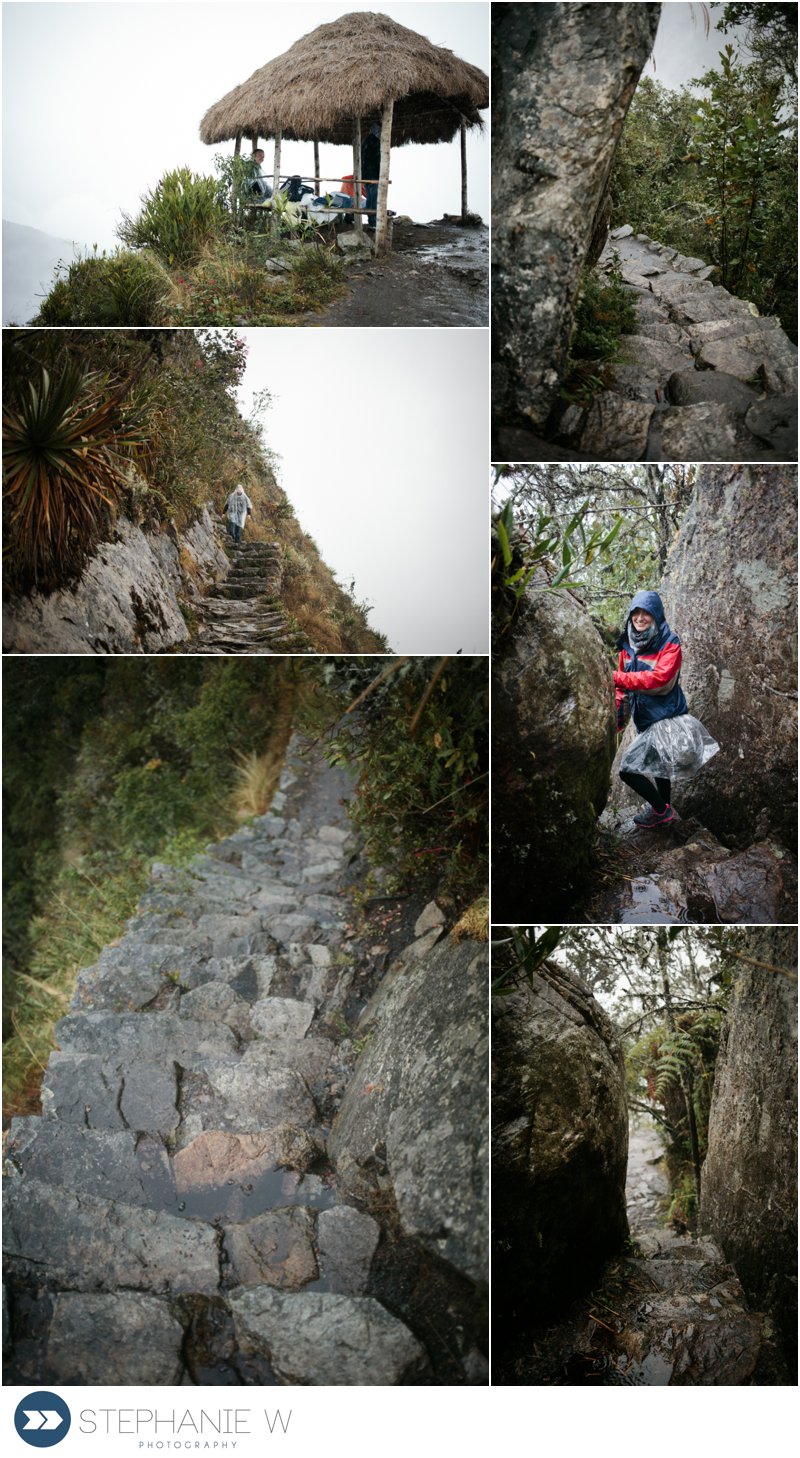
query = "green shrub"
xmin=33 ymin=249 xmax=168 ymax=326
xmin=561 ymin=254 xmax=638 ymax=403
xmin=118 ymin=166 xmax=226 ymax=267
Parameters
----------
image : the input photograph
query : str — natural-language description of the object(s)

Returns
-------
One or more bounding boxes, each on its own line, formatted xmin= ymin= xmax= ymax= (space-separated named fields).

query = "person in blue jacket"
xmin=614 ymin=589 xmax=688 ymax=829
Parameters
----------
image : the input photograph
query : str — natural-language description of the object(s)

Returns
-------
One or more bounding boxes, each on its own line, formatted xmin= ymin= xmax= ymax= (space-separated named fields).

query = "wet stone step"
xmin=55 ymin=1010 xmax=238 ymax=1059
xmin=3 ymin=1177 xmax=220 ymax=1296
xmin=178 ymin=1060 xmax=321 ymax=1135
xmin=5 ymin=1122 xmax=176 ymax=1209
xmin=41 ymin=1053 xmax=180 ymax=1134
xmin=229 ymin=1288 xmax=427 ymax=1385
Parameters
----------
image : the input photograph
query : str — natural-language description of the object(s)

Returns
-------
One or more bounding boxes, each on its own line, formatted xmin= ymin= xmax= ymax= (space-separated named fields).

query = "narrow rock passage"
xmin=500 ymin=1119 xmax=785 ymax=1384
xmin=2 ymin=738 xmax=487 ymax=1385
xmin=554 ymin=227 xmax=797 ymax=462
xmin=590 ymin=1120 xmax=780 ymax=1385
xmin=192 ymin=537 xmax=313 ymax=655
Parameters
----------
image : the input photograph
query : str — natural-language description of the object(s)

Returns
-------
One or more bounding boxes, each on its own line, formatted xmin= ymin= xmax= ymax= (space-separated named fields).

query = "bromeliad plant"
xmin=117 ymin=166 xmax=226 ymax=267
xmin=3 ymin=359 xmax=152 ymax=593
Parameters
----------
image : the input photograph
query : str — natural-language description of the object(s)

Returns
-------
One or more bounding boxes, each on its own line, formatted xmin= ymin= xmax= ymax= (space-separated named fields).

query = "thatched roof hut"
xmin=199 ymin=10 xmax=488 ymax=147
xmin=199 ymin=10 xmax=488 ymax=251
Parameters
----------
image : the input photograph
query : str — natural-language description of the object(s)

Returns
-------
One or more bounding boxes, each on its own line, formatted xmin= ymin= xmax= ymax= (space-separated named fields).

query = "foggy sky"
xmin=2 ymin=1 xmax=489 ymax=253
xmin=650 ymin=2 xmax=751 ymax=92
xmin=236 ymin=327 xmax=489 ymax=654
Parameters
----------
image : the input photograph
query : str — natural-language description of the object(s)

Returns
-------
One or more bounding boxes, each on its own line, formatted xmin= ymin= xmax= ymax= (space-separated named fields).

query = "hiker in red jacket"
xmin=614 ymin=590 xmax=688 ymax=830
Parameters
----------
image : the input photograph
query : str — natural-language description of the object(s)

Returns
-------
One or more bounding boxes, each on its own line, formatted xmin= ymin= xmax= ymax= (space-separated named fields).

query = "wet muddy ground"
xmin=573 ymin=808 xmax=797 ymax=926
xmin=310 ymin=219 xmax=489 ymax=328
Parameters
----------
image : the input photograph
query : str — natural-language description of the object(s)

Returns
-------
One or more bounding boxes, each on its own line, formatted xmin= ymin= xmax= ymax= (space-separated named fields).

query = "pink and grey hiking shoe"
xmin=633 ymin=804 xmax=677 ymax=829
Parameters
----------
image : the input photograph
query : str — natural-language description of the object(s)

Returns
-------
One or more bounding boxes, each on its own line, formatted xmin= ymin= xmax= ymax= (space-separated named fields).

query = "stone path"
xmin=555 ymin=226 xmax=798 ymax=462
xmin=192 ymin=536 xmax=313 ymax=655
xmin=587 ymin=1121 xmax=778 ymax=1385
xmin=3 ymin=741 xmax=481 ymax=1386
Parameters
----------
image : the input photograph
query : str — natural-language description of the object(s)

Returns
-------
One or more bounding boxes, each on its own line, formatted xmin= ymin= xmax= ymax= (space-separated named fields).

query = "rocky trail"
xmin=2 ymin=739 xmax=488 ymax=1386
xmin=499 ymin=227 xmax=797 ymax=463
xmin=502 ymin=1122 xmax=786 ymax=1385
xmin=574 ymin=797 xmax=797 ymax=926
xmin=191 ymin=535 xmax=313 ymax=655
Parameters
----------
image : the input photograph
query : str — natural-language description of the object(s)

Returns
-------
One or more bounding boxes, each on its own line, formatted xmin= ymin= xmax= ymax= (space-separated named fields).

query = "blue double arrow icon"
xmin=14 ymin=1393 xmax=71 ymax=1448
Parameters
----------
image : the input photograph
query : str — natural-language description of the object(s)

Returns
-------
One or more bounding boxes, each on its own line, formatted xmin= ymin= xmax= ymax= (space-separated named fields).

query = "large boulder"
xmin=492 ymin=2 xmax=660 ymax=434
xmin=660 ymin=465 xmax=798 ymax=847
xmin=328 ymin=935 xmax=488 ymax=1291
xmin=492 ymin=569 xmax=616 ymax=919
xmin=701 ymin=928 xmax=797 ymax=1369
xmin=492 ymin=962 xmax=629 ymax=1333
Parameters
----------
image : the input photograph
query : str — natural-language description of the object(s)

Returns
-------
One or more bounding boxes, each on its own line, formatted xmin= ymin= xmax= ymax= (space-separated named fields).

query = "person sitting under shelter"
xmin=250 ymin=148 xmax=271 ymax=200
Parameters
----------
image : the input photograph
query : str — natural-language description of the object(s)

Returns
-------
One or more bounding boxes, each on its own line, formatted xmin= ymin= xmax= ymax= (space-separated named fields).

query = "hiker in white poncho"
xmin=224 ymin=483 xmax=253 ymax=543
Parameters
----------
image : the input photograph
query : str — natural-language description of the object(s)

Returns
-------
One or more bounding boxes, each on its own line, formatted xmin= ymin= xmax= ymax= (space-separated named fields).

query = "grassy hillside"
xmin=2 ymin=328 xmax=386 ymax=651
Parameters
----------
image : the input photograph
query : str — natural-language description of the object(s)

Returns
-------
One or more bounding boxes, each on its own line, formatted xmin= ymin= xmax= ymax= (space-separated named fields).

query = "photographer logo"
xmin=14 ymin=1393 xmax=71 ymax=1448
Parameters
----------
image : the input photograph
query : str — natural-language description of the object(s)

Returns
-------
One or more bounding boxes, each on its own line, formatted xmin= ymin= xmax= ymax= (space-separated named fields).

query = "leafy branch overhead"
xmin=491 ymin=488 xmax=624 ymax=636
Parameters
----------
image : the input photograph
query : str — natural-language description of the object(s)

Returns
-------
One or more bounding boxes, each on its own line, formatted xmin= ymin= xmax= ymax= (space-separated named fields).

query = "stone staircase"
xmin=553 ymin=227 xmax=798 ymax=463
xmin=192 ymin=536 xmax=314 ymax=654
xmin=3 ymin=740 xmax=485 ymax=1386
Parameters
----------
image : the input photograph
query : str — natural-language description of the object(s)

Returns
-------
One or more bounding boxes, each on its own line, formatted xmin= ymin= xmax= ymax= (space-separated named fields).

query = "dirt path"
xmin=310 ymin=220 xmax=488 ymax=328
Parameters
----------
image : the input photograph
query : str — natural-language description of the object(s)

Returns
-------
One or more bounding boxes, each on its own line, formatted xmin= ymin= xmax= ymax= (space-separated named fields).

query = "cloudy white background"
xmin=2 ymin=1 xmax=488 ymax=252
xmin=237 ymin=326 xmax=489 ymax=653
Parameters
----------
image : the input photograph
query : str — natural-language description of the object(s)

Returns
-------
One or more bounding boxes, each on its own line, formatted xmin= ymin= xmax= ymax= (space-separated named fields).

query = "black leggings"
xmin=619 ymin=770 xmax=672 ymax=815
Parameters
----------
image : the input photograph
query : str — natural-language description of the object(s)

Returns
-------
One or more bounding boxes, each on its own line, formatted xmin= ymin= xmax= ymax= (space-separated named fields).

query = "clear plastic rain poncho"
xmin=619 ymin=713 xmax=720 ymax=782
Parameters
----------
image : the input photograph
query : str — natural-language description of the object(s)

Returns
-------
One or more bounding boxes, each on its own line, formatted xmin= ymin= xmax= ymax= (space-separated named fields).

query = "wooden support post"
xmin=352 ymin=117 xmax=363 ymax=237
xmin=375 ymin=99 xmax=394 ymax=256
xmin=313 ymin=139 xmax=320 ymax=197
xmin=460 ymin=118 xmax=468 ymax=221
xmin=231 ymin=132 xmax=243 ymax=217
xmin=272 ymin=130 xmax=282 ymax=234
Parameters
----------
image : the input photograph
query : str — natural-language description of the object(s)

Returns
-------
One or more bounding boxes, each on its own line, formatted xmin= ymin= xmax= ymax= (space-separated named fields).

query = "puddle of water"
xmin=171 ymin=1166 xmax=336 ymax=1223
xmin=617 ymin=1350 xmax=674 ymax=1385
xmin=619 ymin=876 xmax=688 ymax=924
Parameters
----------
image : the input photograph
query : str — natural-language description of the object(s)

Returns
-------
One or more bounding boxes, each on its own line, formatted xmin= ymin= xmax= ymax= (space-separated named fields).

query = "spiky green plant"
xmin=3 ymin=361 xmax=151 ymax=592
xmin=117 ymin=166 xmax=226 ymax=266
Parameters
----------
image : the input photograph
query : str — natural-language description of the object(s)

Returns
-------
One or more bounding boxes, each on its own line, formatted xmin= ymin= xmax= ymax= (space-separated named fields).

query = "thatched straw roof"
xmin=199 ymin=11 xmax=489 ymax=148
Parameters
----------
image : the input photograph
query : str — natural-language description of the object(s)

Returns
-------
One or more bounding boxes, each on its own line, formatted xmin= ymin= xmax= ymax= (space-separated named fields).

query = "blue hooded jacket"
xmin=615 ymin=590 xmax=688 ymax=731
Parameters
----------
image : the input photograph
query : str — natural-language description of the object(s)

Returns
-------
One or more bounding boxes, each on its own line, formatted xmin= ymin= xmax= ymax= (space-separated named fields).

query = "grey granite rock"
xmin=48 ymin=1292 xmax=185 ymax=1384
xmin=249 ymin=997 xmax=315 ymax=1040
xmin=329 ymin=937 xmax=488 ymax=1287
xmin=56 ymin=1010 xmax=237 ymax=1060
xmin=666 ymin=368 xmax=759 ymax=415
xmin=579 ymin=393 xmax=654 ymax=460
xmin=492 ymin=2 xmax=660 ymax=431
xmin=3 ymin=1178 xmax=219 ymax=1294
xmin=5 ymin=1122 xmax=175 ymax=1209
xmin=316 ymin=1207 xmax=380 ymax=1294
xmin=230 ymin=1289 xmax=426 ymax=1384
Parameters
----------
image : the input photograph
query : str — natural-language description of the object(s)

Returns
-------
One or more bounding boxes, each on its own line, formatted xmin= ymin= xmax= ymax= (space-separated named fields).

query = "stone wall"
xmin=701 ymin=928 xmax=797 ymax=1367
xmin=3 ymin=507 xmax=229 ymax=654
xmin=660 ymin=465 xmax=798 ymax=847
xmin=492 ymin=1 xmax=660 ymax=434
